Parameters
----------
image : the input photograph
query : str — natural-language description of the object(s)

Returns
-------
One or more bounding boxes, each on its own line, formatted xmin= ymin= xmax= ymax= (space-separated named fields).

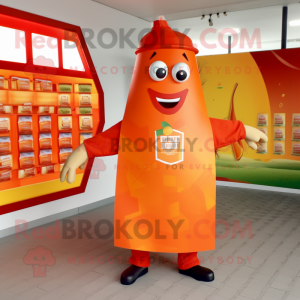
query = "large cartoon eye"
xmin=172 ymin=63 xmax=190 ymax=83
xmin=149 ymin=61 xmax=168 ymax=81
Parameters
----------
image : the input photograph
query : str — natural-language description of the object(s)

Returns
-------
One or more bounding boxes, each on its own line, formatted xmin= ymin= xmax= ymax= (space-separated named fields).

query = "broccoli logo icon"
xmin=90 ymin=158 xmax=106 ymax=179
xmin=24 ymin=56 xmax=58 ymax=79
xmin=23 ymin=246 xmax=56 ymax=277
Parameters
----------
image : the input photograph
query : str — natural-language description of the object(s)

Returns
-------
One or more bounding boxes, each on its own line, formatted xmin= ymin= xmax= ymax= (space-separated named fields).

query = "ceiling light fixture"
xmin=224 ymin=12 xmax=227 ymax=16
xmin=201 ymin=15 xmax=205 ymax=20
xmin=209 ymin=14 xmax=213 ymax=26
xmin=289 ymin=20 xmax=300 ymax=26
xmin=217 ymin=13 xmax=220 ymax=18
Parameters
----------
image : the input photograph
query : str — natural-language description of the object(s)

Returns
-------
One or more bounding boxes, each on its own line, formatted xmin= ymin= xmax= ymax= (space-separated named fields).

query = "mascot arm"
xmin=84 ymin=121 xmax=123 ymax=158
xmin=209 ymin=118 xmax=246 ymax=150
xmin=60 ymin=121 xmax=122 ymax=184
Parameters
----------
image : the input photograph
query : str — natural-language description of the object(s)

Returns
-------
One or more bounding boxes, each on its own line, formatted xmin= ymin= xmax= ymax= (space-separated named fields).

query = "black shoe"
xmin=120 ymin=265 xmax=148 ymax=285
xmin=179 ymin=265 xmax=214 ymax=282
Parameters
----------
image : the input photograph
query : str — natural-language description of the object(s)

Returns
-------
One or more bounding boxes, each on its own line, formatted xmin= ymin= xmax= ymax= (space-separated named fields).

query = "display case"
xmin=0 ymin=5 xmax=104 ymax=214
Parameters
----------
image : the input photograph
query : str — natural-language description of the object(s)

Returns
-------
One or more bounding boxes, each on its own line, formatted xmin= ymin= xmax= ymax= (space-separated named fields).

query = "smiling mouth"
xmin=148 ymin=89 xmax=188 ymax=114
xmin=156 ymin=97 xmax=180 ymax=108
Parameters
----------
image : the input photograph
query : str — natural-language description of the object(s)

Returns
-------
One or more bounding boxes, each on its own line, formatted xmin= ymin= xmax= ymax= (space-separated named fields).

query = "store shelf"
xmin=0 ymin=76 xmax=98 ymax=190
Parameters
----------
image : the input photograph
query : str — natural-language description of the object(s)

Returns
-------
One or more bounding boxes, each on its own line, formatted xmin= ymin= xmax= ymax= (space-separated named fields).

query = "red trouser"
xmin=129 ymin=250 xmax=200 ymax=270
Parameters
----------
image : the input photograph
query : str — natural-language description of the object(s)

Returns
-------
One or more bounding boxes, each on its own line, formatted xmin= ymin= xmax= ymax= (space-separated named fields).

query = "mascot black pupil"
xmin=156 ymin=68 xmax=166 ymax=79
xmin=176 ymin=70 xmax=187 ymax=81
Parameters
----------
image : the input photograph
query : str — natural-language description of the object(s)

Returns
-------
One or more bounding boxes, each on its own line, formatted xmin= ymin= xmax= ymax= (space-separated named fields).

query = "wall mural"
xmin=198 ymin=48 xmax=300 ymax=189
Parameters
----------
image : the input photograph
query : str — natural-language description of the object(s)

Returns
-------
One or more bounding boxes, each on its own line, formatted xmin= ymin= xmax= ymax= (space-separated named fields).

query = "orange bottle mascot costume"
xmin=61 ymin=17 xmax=267 ymax=285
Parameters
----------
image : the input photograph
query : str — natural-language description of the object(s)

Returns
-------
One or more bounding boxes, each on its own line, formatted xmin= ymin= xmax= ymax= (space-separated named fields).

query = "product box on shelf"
xmin=35 ymin=79 xmax=53 ymax=92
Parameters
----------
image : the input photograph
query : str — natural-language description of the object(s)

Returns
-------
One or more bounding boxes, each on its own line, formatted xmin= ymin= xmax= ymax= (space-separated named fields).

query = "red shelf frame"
xmin=0 ymin=5 xmax=105 ymax=215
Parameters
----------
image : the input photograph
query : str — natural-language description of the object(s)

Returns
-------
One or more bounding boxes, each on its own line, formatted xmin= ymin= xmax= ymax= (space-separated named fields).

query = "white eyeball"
xmin=172 ymin=63 xmax=190 ymax=83
xmin=149 ymin=61 xmax=168 ymax=81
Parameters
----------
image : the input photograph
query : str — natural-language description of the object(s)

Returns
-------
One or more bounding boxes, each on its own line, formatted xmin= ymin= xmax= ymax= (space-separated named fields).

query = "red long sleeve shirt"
xmin=84 ymin=119 xmax=246 ymax=158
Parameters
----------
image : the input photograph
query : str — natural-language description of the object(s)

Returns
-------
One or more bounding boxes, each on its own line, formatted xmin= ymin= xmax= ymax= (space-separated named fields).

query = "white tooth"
xmin=156 ymin=97 xmax=180 ymax=103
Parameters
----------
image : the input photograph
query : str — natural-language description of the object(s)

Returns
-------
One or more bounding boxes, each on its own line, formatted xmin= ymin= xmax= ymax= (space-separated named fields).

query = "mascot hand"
xmin=244 ymin=125 xmax=268 ymax=150
xmin=60 ymin=143 xmax=88 ymax=184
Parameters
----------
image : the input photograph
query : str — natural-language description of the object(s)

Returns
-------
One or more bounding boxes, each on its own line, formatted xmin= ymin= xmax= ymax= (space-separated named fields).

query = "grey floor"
xmin=0 ymin=186 xmax=300 ymax=300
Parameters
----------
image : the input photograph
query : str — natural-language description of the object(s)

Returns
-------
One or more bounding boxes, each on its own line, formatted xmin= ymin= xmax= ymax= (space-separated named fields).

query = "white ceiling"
xmin=92 ymin=0 xmax=299 ymax=21
xmin=167 ymin=4 xmax=300 ymax=55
